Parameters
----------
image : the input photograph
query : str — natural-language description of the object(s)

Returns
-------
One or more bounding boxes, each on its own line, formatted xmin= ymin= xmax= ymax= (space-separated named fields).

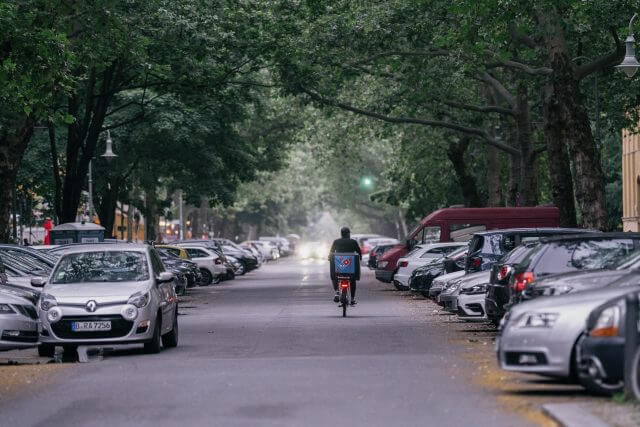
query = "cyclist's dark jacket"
xmin=329 ymin=238 xmax=362 ymax=281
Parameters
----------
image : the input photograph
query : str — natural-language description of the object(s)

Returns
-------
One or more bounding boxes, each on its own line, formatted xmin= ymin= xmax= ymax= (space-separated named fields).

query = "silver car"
xmin=0 ymin=289 xmax=39 ymax=351
xmin=456 ymin=271 xmax=491 ymax=321
xmin=497 ymin=285 xmax=638 ymax=378
xmin=34 ymin=244 xmax=178 ymax=356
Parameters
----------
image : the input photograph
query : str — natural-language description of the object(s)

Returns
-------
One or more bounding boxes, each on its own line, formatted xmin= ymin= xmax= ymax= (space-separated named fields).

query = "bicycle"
xmin=332 ymin=252 xmax=358 ymax=318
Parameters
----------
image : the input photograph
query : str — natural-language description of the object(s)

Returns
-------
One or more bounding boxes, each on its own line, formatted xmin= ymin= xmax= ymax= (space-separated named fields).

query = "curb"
xmin=542 ymin=403 xmax=611 ymax=427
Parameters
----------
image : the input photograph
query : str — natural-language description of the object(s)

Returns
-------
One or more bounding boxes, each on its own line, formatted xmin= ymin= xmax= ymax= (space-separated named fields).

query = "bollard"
xmin=624 ymin=292 xmax=640 ymax=400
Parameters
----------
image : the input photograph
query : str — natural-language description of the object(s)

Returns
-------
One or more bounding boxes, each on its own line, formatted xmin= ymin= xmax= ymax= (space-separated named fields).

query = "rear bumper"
xmin=375 ymin=269 xmax=394 ymax=283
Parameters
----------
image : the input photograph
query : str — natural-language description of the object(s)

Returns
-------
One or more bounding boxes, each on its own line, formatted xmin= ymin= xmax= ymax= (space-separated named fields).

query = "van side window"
xmin=450 ymin=224 xmax=486 ymax=242
xmin=421 ymin=227 xmax=441 ymax=243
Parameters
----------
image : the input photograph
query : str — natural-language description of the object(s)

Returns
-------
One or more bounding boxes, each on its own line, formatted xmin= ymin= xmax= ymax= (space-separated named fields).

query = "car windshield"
xmin=52 ymin=251 xmax=149 ymax=284
xmin=532 ymin=239 xmax=637 ymax=276
xmin=612 ymin=249 xmax=640 ymax=270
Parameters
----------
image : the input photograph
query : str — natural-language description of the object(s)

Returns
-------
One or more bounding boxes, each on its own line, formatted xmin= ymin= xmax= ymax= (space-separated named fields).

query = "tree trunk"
xmin=486 ymin=144 xmax=502 ymax=206
xmin=537 ymin=9 xmax=605 ymax=229
xmin=144 ymin=189 xmax=157 ymax=242
xmin=446 ymin=137 xmax=483 ymax=207
xmin=543 ymin=84 xmax=577 ymax=227
xmin=0 ymin=116 xmax=34 ymax=243
xmin=96 ymin=178 xmax=121 ymax=238
xmin=506 ymin=123 xmax=520 ymax=206
xmin=515 ymin=84 xmax=539 ymax=206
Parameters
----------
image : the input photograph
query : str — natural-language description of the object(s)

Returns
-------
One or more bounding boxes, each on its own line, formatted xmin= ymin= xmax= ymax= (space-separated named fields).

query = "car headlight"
xmin=128 ymin=291 xmax=150 ymax=308
xmin=460 ymin=284 xmax=488 ymax=295
xmin=590 ymin=306 xmax=620 ymax=337
xmin=47 ymin=307 xmax=62 ymax=323
xmin=445 ymin=284 xmax=460 ymax=294
xmin=514 ymin=312 xmax=559 ymax=328
xmin=0 ymin=304 xmax=16 ymax=314
xmin=541 ymin=285 xmax=573 ymax=296
xmin=39 ymin=293 xmax=57 ymax=311
xmin=121 ymin=304 xmax=139 ymax=321
xmin=414 ymin=269 xmax=429 ymax=277
xmin=377 ymin=261 xmax=388 ymax=268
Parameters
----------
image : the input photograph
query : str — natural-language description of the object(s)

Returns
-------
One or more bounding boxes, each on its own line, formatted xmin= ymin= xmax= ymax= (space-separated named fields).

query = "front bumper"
xmin=0 ymin=313 xmax=39 ymax=350
xmin=375 ymin=269 xmax=394 ymax=283
xmin=497 ymin=321 xmax=576 ymax=378
xmin=439 ymin=292 xmax=458 ymax=312
xmin=40 ymin=304 xmax=157 ymax=345
xmin=457 ymin=293 xmax=487 ymax=320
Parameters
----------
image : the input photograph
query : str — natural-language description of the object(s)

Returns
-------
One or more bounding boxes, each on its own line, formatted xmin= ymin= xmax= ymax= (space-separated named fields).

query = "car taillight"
xmin=470 ymin=257 xmax=482 ymax=269
xmin=399 ymin=260 xmax=408 ymax=267
xmin=497 ymin=265 xmax=511 ymax=281
xmin=513 ymin=272 xmax=535 ymax=293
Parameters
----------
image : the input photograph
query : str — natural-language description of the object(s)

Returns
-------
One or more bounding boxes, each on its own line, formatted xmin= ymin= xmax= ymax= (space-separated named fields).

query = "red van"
xmin=374 ymin=206 xmax=561 ymax=283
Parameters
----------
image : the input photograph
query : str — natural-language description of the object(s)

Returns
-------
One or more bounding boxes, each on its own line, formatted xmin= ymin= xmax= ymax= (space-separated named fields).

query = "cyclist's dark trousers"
xmin=332 ymin=278 xmax=356 ymax=298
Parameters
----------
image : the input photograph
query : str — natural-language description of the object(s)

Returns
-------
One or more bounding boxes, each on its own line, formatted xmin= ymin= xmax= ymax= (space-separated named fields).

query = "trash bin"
xmin=49 ymin=222 xmax=105 ymax=245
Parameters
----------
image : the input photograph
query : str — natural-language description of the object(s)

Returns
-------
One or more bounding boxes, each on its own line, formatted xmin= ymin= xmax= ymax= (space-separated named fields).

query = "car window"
xmin=149 ymin=249 xmax=165 ymax=274
xmin=420 ymin=227 xmax=441 ymax=243
xmin=51 ymin=251 xmax=150 ymax=283
xmin=186 ymin=248 xmax=207 ymax=258
xmin=450 ymin=224 xmax=486 ymax=242
xmin=532 ymin=239 xmax=637 ymax=276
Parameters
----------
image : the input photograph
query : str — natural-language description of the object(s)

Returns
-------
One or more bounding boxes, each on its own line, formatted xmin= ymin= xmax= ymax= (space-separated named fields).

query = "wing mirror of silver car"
xmin=30 ymin=277 xmax=47 ymax=287
xmin=157 ymin=271 xmax=174 ymax=283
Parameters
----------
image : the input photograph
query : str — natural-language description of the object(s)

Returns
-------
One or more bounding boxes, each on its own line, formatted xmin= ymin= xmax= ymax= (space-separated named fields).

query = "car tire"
xmin=236 ymin=263 xmax=246 ymax=276
xmin=200 ymin=268 xmax=213 ymax=285
xmin=212 ymin=274 xmax=221 ymax=285
xmin=225 ymin=270 xmax=235 ymax=281
xmin=578 ymin=372 xmax=623 ymax=396
xmin=162 ymin=308 xmax=179 ymax=348
xmin=38 ymin=343 xmax=55 ymax=358
xmin=144 ymin=315 xmax=162 ymax=354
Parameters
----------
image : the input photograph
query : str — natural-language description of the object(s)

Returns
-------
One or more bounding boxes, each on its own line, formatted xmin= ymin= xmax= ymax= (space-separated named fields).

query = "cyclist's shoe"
xmin=350 ymin=298 xmax=357 ymax=306
xmin=333 ymin=292 xmax=340 ymax=303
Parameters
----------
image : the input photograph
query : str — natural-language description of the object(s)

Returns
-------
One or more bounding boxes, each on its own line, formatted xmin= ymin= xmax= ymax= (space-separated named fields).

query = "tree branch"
xmin=300 ymin=86 xmax=520 ymax=156
xmin=485 ymin=58 xmax=552 ymax=75
xmin=350 ymin=49 xmax=449 ymax=66
xmin=575 ymin=26 xmax=624 ymax=80
xmin=479 ymin=73 xmax=517 ymax=108
xmin=443 ymin=101 xmax=516 ymax=116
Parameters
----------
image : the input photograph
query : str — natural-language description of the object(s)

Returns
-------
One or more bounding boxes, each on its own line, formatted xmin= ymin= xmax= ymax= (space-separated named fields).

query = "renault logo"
xmin=85 ymin=300 xmax=98 ymax=312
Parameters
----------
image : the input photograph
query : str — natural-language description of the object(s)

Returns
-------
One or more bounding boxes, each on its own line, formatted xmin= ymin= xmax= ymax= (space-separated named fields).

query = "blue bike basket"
xmin=334 ymin=254 xmax=356 ymax=275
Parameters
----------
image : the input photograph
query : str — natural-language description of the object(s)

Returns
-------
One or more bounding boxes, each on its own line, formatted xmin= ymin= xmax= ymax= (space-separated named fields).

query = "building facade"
xmin=623 ymin=128 xmax=640 ymax=231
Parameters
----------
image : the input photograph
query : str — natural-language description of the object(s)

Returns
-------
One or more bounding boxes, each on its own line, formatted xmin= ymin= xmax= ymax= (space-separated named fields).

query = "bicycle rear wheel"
xmin=341 ymin=290 xmax=348 ymax=317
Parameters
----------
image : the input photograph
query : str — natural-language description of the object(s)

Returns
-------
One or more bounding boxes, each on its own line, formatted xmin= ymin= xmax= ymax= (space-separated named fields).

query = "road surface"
xmin=1 ymin=259 xmax=528 ymax=426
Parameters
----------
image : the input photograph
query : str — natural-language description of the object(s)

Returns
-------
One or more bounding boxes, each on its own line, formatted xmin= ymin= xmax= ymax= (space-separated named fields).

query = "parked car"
xmin=439 ymin=271 xmax=489 ymax=313
xmin=393 ymin=242 xmax=466 ymax=290
xmin=259 ymin=236 xmax=292 ymax=256
xmin=497 ymin=283 xmax=640 ymax=381
xmin=507 ymin=233 xmax=640 ymax=305
xmin=155 ymin=245 xmax=190 ymax=260
xmin=351 ymin=234 xmax=382 ymax=256
xmin=178 ymin=245 xmax=226 ymax=285
xmin=429 ymin=270 xmax=466 ymax=300
xmin=410 ymin=246 xmax=469 ymax=296
xmin=456 ymin=271 xmax=493 ymax=321
xmin=375 ymin=206 xmax=561 ymax=284
xmin=485 ymin=243 xmax=541 ymax=326
xmin=34 ymin=244 xmax=179 ymax=356
xmin=156 ymin=251 xmax=192 ymax=295
xmin=0 ymin=244 xmax=58 ymax=267
xmin=367 ymin=242 xmax=399 ymax=269
xmin=577 ymin=290 xmax=635 ymax=396
xmin=0 ymin=288 xmax=39 ymax=351
xmin=245 ymin=240 xmax=279 ymax=261
xmin=156 ymin=247 xmax=203 ymax=288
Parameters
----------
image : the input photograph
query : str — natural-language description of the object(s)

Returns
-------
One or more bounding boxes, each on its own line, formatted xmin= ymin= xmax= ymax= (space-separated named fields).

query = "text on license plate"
xmin=72 ymin=321 xmax=112 ymax=332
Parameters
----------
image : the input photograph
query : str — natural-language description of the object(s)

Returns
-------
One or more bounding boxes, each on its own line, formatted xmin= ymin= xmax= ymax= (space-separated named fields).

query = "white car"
xmin=34 ymin=244 xmax=179 ymax=356
xmin=394 ymin=242 xmax=466 ymax=290
xmin=248 ymin=240 xmax=279 ymax=260
xmin=456 ymin=271 xmax=491 ymax=321
xmin=178 ymin=246 xmax=226 ymax=285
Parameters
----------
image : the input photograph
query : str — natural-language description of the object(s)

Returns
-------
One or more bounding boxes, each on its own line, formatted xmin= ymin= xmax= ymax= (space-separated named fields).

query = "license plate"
xmin=72 ymin=321 xmax=112 ymax=332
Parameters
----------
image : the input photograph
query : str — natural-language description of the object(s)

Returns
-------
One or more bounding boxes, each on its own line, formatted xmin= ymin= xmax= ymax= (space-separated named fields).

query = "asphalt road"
xmin=1 ymin=259 xmax=529 ymax=427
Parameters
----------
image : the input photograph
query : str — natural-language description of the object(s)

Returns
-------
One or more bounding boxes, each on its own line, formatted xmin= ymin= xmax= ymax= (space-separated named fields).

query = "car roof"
xmin=474 ymin=227 xmax=597 ymax=237
xmin=55 ymin=243 xmax=149 ymax=254
xmin=538 ymin=232 xmax=640 ymax=243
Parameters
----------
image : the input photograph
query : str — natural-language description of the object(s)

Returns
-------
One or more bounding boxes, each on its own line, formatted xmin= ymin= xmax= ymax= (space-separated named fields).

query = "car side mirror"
xmin=157 ymin=271 xmax=174 ymax=283
xmin=30 ymin=277 xmax=47 ymax=287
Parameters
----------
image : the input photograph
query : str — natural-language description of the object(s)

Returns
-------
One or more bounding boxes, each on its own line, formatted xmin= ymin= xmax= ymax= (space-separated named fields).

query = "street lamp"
xmin=616 ymin=13 xmax=640 ymax=78
xmin=88 ymin=130 xmax=118 ymax=221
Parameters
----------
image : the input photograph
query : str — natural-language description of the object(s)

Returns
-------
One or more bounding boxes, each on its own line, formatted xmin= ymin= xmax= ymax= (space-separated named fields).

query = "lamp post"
xmin=88 ymin=130 xmax=118 ymax=221
xmin=616 ymin=13 xmax=640 ymax=77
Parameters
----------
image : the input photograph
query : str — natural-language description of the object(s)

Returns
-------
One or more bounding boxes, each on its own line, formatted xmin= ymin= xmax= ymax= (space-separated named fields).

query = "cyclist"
xmin=328 ymin=227 xmax=361 ymax=305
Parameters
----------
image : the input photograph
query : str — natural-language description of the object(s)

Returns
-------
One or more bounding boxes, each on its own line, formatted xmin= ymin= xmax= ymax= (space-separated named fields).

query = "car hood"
xmin=44 ymin=281 xmax=150 ymax=298
xmin=433 ymin=270 xmax=466 ymax=285
xmin=510 ymin=285 xmax=640 ymax=316
xmin=458 ymin=271 xmax=492 ymax=289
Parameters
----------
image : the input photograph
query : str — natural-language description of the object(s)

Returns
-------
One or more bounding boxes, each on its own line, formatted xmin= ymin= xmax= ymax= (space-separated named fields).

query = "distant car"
xmin=0 ymin=288 xmax=39 ymax=351
xmin=178 ymin=246 xmax=226 ymax=285
xmin=411 ymin=246 xmax=468 ymax=297
xmin=429 ymin=270 xmax=466 ymax=300
xmin=297 ymin=242 xmax=330 ymax=259
xmin=245 ymin=240 xmax=279 ymax=261
xmin=439 ymin=271 xmax=490 ymax=313
xmin=35 ymin=244 xmax=179 ymax=356
xmin=367 ymin=242 xmax=398 ymax=269
xmin=393 ymin=242 xmax=466 ymax=290
xmin=351 ymin=234 xmax=383 ymax=256
xmin=259 ymin=237 xmax=292 ymax=256
xmin=456 ymin=271 xmax=492 ymax=321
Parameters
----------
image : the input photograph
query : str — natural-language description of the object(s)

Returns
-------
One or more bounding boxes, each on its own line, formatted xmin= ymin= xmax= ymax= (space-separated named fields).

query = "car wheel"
xmin=578 ymin=371 xmax=623 ymax=396
xmin=200 ymin=268 xmax=213 ymax=285
xmin=162 ymin=308 xmax=179 ymax=348
xmin=144 ymin=315 xmax=162 ymax=354
xmin=225 ymin=270 xmax=235 ymax=281
xmin=236 ymin=263 xmax=246 ymax=276
xmin=38 ymin=343 xmax=55 ymax=358
xmin=212 ymin=274 xmax=221 ymax=284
